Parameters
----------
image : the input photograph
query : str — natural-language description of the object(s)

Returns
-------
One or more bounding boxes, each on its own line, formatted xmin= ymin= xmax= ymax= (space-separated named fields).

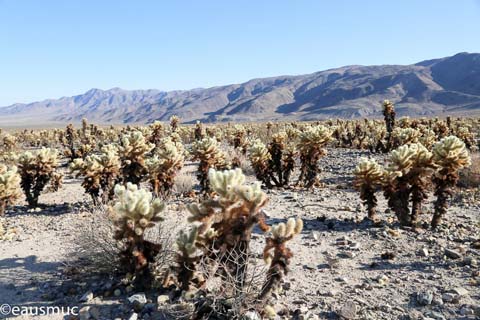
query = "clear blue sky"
xmin=1 ymin=0 xmax=480 ymax=106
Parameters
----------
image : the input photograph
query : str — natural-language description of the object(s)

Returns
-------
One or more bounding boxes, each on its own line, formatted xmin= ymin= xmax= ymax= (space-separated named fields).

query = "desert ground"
xmin=0 ymin=147 xmax=478 ymax=320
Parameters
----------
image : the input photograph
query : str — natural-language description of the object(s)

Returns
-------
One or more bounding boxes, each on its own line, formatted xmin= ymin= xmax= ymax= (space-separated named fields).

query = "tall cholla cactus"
xmin=111 ymin=182 xmax=166 ymax=288
xmin=175 ymin=226 xmax=202 ymax=291
xmin=383 ymin=100 xmax=396 ymax=151
xmin=190 ymin=137 xmax=229 ymax=192
xmin=259 ymin=218 xmax=303 ymax=301
xmin=118 ymin=131 xmax=155 ymax=185
xmin=17 ymin=148 xmax=59 ymax=207
xmin=268 ymin=132 xmax=286 ymax=186
xmin=170 ymin=115 xmax=180 ymax=132
xmin=2 ymin=134 xmax=17 ymax=152
xmin=383 ymin=143 xmax=435 ymax=226
xmin=0 ymin=165 xmax=21 ymax=216
xmin=194 ymin=121 xmax=204 ymax=141
xmin=297 ymin=125 xmax=332 ymax=188
xmin=353 ymin=158 xmax=384 ymax=220
xmin=431 ymin=136 xmax=471 ymax=228
xmin=248 ymin=139 xmax=273 ymax=187
xmin=145 ymin=138 xmax=184 ymax=197
xmin=186 ymin=168 xmax=270 ymax=291
xmin=71 ymin=144 xmax=121 ymax=204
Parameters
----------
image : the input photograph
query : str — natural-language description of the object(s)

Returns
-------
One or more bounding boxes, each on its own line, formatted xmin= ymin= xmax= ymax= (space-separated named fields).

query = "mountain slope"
xmin=1 ymin=52 xmax=480 ymax=126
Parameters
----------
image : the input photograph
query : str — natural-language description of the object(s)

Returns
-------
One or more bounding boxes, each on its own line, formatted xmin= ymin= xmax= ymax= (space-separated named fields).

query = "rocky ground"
xmin=0 ymin=148 xmax=479 ymax=320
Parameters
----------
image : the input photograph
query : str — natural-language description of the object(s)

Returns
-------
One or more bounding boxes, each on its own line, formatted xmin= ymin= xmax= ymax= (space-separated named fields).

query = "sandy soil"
xmin=0 ymin=148 xmax=479 ymax=320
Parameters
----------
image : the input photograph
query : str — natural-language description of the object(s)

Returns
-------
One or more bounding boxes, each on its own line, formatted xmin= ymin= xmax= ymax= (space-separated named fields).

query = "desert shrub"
xmin=431 ymin=136 xmax=471 ymax=228
xmin=17 ymin=148 xmax=59 ymax=207
xmin=111 ymin=182 xmax=166 ymax=288
xmin=0 ymin=165 xmax=21 ymax=215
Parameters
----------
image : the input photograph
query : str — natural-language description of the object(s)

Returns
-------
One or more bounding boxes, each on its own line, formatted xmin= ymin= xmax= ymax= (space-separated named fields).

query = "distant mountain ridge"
xmin=1 ymin=52 xmax=480 ymax=126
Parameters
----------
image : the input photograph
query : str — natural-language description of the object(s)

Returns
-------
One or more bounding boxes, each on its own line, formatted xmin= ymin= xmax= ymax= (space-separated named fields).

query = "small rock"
xmin=419 ymin=248 xmax=429 ymax=257
xmin=441 ymin=292 xmax=457 ymax=303
xmin=432 ymin=297 xmax=443 ymax=306
xmin=79 ymin=290 xmax=94 ymax=303
xmin=377 ymin=275 xmax=389 ymax=285
xmin=128 ymin=293 xmax=147 ymax=312
xmin=244 ymin=311 xmax=261 ymax=320
xmin=127 ymin=313 xmax=138 ymax=320
xmin=338 ymin=301 xmax=357 ymax=319
xmin=417 ymin=291 xmax=433 ymax=306
xmin=79 ymin=306 xmax=91 ymax=320
xmin=451 ymin=287 xmax=469 ymax=296
xmin=460 ymin=306 xmax=474 ymax=316
xmin=444 ymin=248 xmax=462 ymax=259
xmin=157 ymin=294 xmax=169 ymax=304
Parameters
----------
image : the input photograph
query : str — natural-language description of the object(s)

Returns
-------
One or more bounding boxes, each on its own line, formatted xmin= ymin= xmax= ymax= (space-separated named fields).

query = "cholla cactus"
xmin=2 ymin=134 xmax=17 ymax=152
xmin=71 ymin=144 xmax=121 ymax=203
xmin=194 ymin=121 xmax=204 ymax=141
xmin=17 ymin=148 xmax=59 ymax=207
xmin=353 ymin=158 xmax=384 ymax=220
xmin=190 ymin=137 xmax=229 ymax=192
xmin=111 ymin=182 xmax=166 ymax=288
xmin=431 ymin=136 xmax=471 ymax=228
xmin=383 ymin=100 xmax=396 ymax=151
xmin=297 ymin=125 xmax=332 ymax=188
xmin=170 ymin=115 xmax=180 ymax=132
xmin=392 ymin=127 xmax=422 ymax=147
xmin=145 ymin=138 xmax=184 ymax=197
xmin=186 ymin=168 xmax=269 ymax=291
xmin=248 ymin=139 xmax=273 ymax=187
xmin=118 ymin=131 xmax=155 ymax=185
xmin=259 ymin=218 xmax=303 ymax=300
xmin=383 ymin=143 xmax=436 ymax=226
xmin=175 ymin=226 xmax=202 ymax=291
xmin=0 ymin=165 xmax=21 ymax=215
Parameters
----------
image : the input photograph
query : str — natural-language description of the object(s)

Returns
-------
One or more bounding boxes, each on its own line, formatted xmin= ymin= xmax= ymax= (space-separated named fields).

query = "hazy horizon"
xmin=1 ymin=0 xmax=480 ymax=106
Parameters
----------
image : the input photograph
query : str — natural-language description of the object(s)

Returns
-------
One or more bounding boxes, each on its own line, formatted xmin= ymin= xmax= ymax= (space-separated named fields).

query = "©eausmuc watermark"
xmin=0 ymin=304 xmax=79 ymax=317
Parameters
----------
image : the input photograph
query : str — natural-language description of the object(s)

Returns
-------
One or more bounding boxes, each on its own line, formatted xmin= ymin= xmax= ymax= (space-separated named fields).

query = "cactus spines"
xmin=17 ymin=148 xmax=59 ymax=207
xmin=297 ymin=125 xmax=332 ymax=188
xmin=431 ymin=136 xmax=471 ymax=228
xmin=259 ymin=217 xmax=303 ymax=300
xmin=111 ymin=182 xmax=166 ymax=288
xmin=353 ymin=158 xmax=384 ymax=220
xmin=118 ymin=131 xmax=155 ymax=185
xmin=0 ymin=165 xmax=21 ymax=216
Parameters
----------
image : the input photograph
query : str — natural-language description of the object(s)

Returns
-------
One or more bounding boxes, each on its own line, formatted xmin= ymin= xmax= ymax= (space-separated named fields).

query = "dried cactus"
xmin=111 ymin=182 xmax=166 ymax=288
xmin=259 ymin=217 xmax=303 ymax=300
xmin=17 ymin=148 xmax=59 ymax=207
xmin=145 ymin=138 xmax=184 ymax=197
xmin=248 ymin=139 xmax=274 ymax=187
xmin=431 ymin=136 xmax=471 ymax=228
xmin=353 ymin=158 xmax=384 ymax=220
xmin=190 ymin=137 xmax=229 ymax=192
xmin=118 ymin=131 xmax=155 ymax=185
xmin=0 ymin=165 xmax=21 ymax=215
xmin=297 ymin=125 xmax=332 ymax=188
xmin=194 ymin=121 xmax=204 ymax=141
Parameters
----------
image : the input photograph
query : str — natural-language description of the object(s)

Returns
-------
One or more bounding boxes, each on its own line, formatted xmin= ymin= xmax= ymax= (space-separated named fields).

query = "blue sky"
xmin=1 ymin=0 xmax=480 ymax=106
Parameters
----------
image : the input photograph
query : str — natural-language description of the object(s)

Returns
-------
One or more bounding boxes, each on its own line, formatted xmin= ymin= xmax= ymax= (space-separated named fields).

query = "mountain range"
xmin=1 ymin=52 xmax=480 ymax=126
